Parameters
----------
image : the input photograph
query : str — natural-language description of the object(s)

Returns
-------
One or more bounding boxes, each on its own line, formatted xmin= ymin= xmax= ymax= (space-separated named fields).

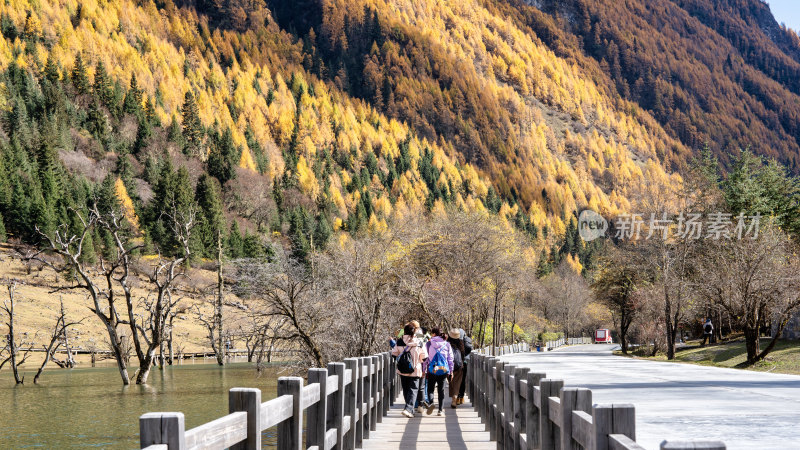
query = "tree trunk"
xmin=665 ymin=295 xmax=675 ymax=360
xmin=6 ymin=286 xmax=23 ymax=385
xmin=34 ymin=312 xmax=65 ymax=384
xmin=168 ymin=321 xmax=174 ymax=366
xmin=107 ymin=324 xmax=131 ymax=385
xmin=215 ymin=232 xmax=225 ymax=366
xmin=619 ymin=309 xmax=630 ymax=355
xmin=744 ymin=326 xmax=760 ymax=364
xmin=136 ymin=349 xmax=157 ymax=384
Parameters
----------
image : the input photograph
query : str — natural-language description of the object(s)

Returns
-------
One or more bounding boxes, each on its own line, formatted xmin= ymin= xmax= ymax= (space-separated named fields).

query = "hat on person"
xmin=448 ymin=328 xmax=461 ymax=339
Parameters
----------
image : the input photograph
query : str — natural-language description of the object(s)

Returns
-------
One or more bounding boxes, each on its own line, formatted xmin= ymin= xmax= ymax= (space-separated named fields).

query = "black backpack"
xmin=452 ymin=347 xmax=463 ymax=371
xmin=397 ymin=346 xmax=415 ymax=374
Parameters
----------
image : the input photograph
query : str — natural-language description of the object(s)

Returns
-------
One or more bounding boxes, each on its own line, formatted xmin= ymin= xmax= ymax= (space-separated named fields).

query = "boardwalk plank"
xmin=362 ymin=394 xmax=495 ymax=450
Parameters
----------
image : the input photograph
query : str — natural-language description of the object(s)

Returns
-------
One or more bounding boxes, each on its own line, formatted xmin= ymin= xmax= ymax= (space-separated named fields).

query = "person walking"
xmin=392 ymin=322 xmax=429 ymax=418
xmin=424 ymin=327 xmax=453 ymax=416
xmin=456 ymin=328 xmax=473 ymax=405
xmin=447 ymin=328 xmax=465 ymax=409
xmin=415 ymin=325 xmax=432 ymax=411
xmin=701 ymin=318 xmax=713 ymax=347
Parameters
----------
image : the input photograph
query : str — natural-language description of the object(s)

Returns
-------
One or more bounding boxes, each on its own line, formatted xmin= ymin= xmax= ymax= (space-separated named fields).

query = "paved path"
xmin=501 ymin=344 xmax=800 ymax=450
xmin=362 ymin=393 xmax=494 ymax=450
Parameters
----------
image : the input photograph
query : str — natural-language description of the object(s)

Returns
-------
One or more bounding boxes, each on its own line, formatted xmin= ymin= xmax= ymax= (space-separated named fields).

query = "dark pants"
xmin=458 ymin=361 xmax=468 ymax=399
xmin=701 ymin=333 xmax=711 ymax=346
xmin=400 ymin=375 xmax=419 ymax=413
xmin=427 ymin=373 xmax=447 ymax=410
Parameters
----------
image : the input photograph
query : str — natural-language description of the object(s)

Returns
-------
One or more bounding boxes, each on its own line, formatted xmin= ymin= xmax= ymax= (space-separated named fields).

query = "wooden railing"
xmin=566 ymin=337 xmax=592 ymax=345
xmin=546 ymin=338 xmax=565 ymax=350
xmin=139 ymin=352 xmax=396 ymax=450
xmin=469 ymin=346 xmax=727 ymax=450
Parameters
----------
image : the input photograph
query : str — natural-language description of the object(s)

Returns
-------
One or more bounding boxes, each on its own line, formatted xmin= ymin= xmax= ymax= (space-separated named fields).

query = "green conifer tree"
xmin=195 ymin=174 xmax=225 ymax=258
xmin=207 ymin=127 xmax=238 ymax=184
xmin=44 ymin=55 xmax=59 ymax=84
xmin=226 ymin=221 xmax=244 ymax=259
xmin=181 ymin=91 xmax=203 ymax=155
xmin=122 ymin=73 xmax=143 ymax=116
xmin=71 ymin=53 xmax=89 ymax=95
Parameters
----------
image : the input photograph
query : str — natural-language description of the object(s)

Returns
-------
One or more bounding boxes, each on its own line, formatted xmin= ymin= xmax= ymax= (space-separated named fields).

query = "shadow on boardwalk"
xmin=362 ymin=395 xmax=495 ymax=450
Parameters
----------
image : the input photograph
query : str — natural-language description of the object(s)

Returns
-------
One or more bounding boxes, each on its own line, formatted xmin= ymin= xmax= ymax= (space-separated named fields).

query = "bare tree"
xmin=33 ymin=298 xmax=84 ymax=384
xmin=395 ymin=210 xmax=528 ymax=350
xmin=164 ymin=305 xmax=188 ymax=365
xmin=592 ymin=247 xmax=644 ymax=354
xmin=31 ymin=206 xmax=136 ymax=384
xmin=630 ymin=151 xmax=720 ymax=359
xmin=233 ymin=252 xmax=328 ymax=367
xmin=192 ymin=298 xmax=227 ymax=363
xmin=31 ymin=192 xmax=194 ymax=385
xmin=1 ymin=283 xmax=34 ymax=384
xmin=320 ymin=234 xmax=400 ymax=357
xmin=696 ymin=221 xmax=800 ymax=364
xmin=539 ymin=262 xmax=593 ymax=338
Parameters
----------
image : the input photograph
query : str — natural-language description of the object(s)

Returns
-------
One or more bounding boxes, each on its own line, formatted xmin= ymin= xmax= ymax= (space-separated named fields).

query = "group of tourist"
xmin=389 ymin=321 xmax=473 ymax=418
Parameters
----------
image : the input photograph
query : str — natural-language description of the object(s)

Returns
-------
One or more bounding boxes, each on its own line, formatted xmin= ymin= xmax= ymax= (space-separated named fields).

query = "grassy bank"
xmin=617 ymin=338 xmax=800 ymax=375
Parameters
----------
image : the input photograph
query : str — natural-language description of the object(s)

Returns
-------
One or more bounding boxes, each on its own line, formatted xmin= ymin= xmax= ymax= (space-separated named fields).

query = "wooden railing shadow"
xmin=139 ymin=352 xmax=395 ymax=450
xmin=470 ymin=344 xmax=728 ymax=450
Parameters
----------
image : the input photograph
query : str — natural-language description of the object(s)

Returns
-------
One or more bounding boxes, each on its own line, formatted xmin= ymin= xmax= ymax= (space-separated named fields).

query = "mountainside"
xmin=517 ymin=0 xmax=800 ymax=170
xmin=0 ymin=0 xmax=797 ymax=261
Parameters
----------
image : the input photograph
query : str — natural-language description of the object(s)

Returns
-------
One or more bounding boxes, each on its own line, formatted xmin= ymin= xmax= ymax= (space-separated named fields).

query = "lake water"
xmin=0 ymin=361 xmax=283 ymax=449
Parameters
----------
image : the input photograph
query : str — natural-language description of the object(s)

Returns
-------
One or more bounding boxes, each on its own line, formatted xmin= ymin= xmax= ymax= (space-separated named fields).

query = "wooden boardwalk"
xmin=362 ymin=393 xmax=495 ymax=450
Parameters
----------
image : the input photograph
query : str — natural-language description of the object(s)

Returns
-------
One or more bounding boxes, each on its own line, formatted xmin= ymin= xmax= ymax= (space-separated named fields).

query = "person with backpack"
xmin=447 ymin=328 xmax=465 ymax=409
xmin=701 ymin=318 xmax=714 ymax=347
xmin=456 ymin=328 xmax=473 ymax=405
xmin=423 ymin=327 xmax=453 ymax=415
xmin=391 ymin=322 xmax=429 ymax=418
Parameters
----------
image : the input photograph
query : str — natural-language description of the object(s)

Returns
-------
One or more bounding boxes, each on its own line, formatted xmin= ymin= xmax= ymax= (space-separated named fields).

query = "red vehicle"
xmin=595 ymin=329 xmax=613 ymax=344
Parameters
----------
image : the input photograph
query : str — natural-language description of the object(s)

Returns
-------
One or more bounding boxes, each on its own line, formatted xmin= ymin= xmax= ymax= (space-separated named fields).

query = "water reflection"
xmin=0 ymin=360 xmax=281 ymax=449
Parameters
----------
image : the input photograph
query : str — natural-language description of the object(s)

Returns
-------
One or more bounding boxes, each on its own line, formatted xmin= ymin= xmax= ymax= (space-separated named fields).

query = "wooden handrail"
xmin=139 ymin=352 xmax=395 ymax=450
xmin=468 ymin=344 xmax=727 ymax=450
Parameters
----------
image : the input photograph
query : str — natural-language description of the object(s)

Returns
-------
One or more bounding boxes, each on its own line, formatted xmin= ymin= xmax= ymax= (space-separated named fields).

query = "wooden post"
xmin=382 ymin=353 xmax=391 ymax=416
xmin=277 ymin=377 xmax=303 ymax=450
xmin=593 ymin=404 xmax=636 ymax=450
xmin=390 ymin=354 xmax=397 ymax=406
xmin=486 ymin=357 xmax=497 ymax=436
xmin=361 ymin=357 xmax=371 ymax=439
xmin=513 ymin=367 xmax=530 ymax=450
xmin=494 ymin=361 xmax=506 ymax=449
xmin=481 ymin=355 xmax=489 ymax=423
xmin=370 ymin=355 xmax=379 ymax=430
xmin=503 ymin=365 xmax=517 ymax=450
xmin=559 ymin=387 xmax=591 ymax=450
xmin=356 ymin=357 xmax=365 ymax=447
xmin=140 ymin=412 xmax=185 ymax=450
xmin=229 ymin=388 xmax=261 ymax=450
xmin=308 ymin=368 xmax=328 ymax=450
xmin=539 ymin=379 xmax=564 ymax=450
xmin=526 ymin=372 xmax=545 ymax=450
xmin=344 ymin=358 xmax=359 ymax=450
xmin=328 ymin=362 xmax=346 ymax=450
xmin=469 ymin=353 xmax=476 ymax=404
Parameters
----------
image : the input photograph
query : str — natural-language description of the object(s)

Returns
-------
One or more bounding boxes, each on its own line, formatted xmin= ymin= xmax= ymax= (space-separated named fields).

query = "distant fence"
xmin=545 ymin=337 xmax=592 ymax=349
xmin=139 ymin=352 xmax=395 ymax=450
xmin=469 ymin=345 xmax=726 ymax=450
